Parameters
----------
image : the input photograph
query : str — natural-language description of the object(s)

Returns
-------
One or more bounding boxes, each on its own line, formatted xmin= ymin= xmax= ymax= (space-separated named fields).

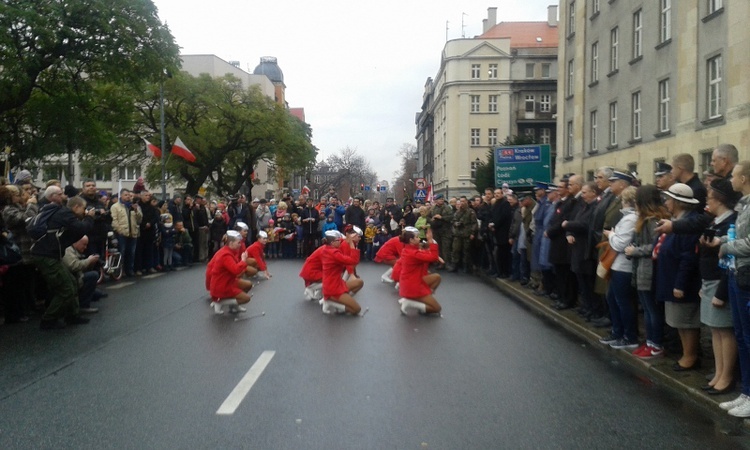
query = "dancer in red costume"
xmin=245 ymin=230 xmax=271 ymax=279
xmin=208 ymin=230 xmax=254 ymax=314
xmin=398 ymin=227 xmax=443 ymax=315
xmin=299 ymin=244 xmax=326 ymax=301
xmin=320 ymin=230 xmax=364 ymax=315
xmin=374 ymin=229 xmax=405 ymax=283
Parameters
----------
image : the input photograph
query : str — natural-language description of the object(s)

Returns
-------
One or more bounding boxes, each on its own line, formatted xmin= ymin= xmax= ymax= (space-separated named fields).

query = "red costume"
xmin=321 ymin=244 xmax=360 ymax=299
xmin=299 ymin=245 xmax=326 ymax=285
xmin=374 ymin=236 xmax=403 ymax=263
xmin=209 ymin=246 xmax=248 ymax=299
xmin=245 ymin=241 xmax=267 ymax=271
xmin=392 ymin=259 xmax=403 ymax=282
xmin=398 ymin=242 xmax=439 ymax=299
xmin=340 ymin=240 xmax=358 ymax=275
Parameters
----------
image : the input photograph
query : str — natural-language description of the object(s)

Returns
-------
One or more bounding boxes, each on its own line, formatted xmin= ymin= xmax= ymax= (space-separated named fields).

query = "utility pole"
xmin=160 ymin=78 xmax=167 ymax=200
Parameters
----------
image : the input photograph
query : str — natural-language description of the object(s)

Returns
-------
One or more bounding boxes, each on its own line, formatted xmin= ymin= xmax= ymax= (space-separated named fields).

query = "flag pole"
xmin=159 ymin=77 xmax=167 ymax=200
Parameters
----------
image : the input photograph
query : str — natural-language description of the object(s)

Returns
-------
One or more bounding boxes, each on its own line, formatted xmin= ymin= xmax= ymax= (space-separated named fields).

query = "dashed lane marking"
xmin=141 ymin=273 xmax=166 ymax=280
xmin=216 ymin=350 xmax=276 ymax=415
xmin=106 ymin=282 xmax=135 ymax=290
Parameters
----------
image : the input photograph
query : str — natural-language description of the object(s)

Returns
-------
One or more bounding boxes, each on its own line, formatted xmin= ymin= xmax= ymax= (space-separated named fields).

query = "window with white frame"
xmin=84 ymin=166 xmax=112 ymax=182
xmin=590 ymin=110 xmax=598 ymax=152
xmin=633 ymin=9 xmax=642 ymax=59
xmin=471 ymin=95 xmax=480 ymax=113
xmin=708 ymin=55 xmax=722 ymax=119
xmin=567 ymin=59 xmax=574 ymax=96
xmin=488 ymin=95 xmax=498 ymax=112
xmin=488 ymin=128 xmax=498 ymax=146
xmin=488 ymin=64 xmax=498 ymax=79
xmin=525 ymin=128 xmax=536 ymax=139
xmin=660 ymin=0 xmax=671 ymax=43
xmin=610 ymin=27 xmax=619 ymax=72
xmin=592 ymin=0 xmax=600 ymax=15
xmin=632 ymin=91 xmax=641 ymax=140
xmin=471 ymin=128 xmax=480 ymax=146
xmin=541 ymin=63 xmax=551 ymax=78
xmin=609 ymin=102 xmax=618 ymax=146
xmin=526 ymin=63 xmax=535 ymax=78
xmin=540 ymin=94 xmax=551 ymax=112
xmin=708 ymin=0 xmax=723 ymax=14
xmin=525 ymin=95 xmax=535 ymax=112
xmin=471 ymin=64 xmax=481 ymax=79
xmin=568 ymin=1 xmax=576 ymax=34
xmin=119 ymin=165 xmax=141 ymax=181
xmin=566 ymin=121 xmax=574 ymax=158
xmin=659 ymin=79 xmax=670 ymax=132
xmin=540 ymin=128 xmax=551 ymax=144
xmin=471 ymin=159 xmax=481 ymax=179
xmin=591 ymin=42 xmax=599 ymax=82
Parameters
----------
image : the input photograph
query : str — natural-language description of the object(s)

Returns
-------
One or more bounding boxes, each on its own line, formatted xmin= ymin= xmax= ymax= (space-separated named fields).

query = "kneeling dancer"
xmin=299 ymin=244 xmax=326 ymax=301
xmin=209 ymin=230 xmax=253 ymax=314
xmin=321 ymin=230 xmax=364 ymax=315
xmin=398 ymin=227 xmax=443 ymax=315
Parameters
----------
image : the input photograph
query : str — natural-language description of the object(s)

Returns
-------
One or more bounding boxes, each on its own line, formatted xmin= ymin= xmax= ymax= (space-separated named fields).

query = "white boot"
xmin=303 ymin=287 xmax=314 ymax=300
xmin=321 ymin=299 xmax=345 ymax=315
xmin=381 ymin=268 xmax=394 ymax=283
xmin=342 ymin=271 xmax=351 ymax=282
xmin=210 ymin=301 xmax=224 ymax=315
xmin=399 ymin=298 xmax=426 ymax=315
xmin=394 ymin=282 xmax=399 ymax=291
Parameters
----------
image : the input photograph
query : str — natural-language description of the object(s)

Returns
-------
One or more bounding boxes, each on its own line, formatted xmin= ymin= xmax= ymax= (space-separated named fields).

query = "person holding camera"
xmin=62 ymin=235 xmax=100 ymax=314
xmin=110 ymin=188 xmax=142 ymax=277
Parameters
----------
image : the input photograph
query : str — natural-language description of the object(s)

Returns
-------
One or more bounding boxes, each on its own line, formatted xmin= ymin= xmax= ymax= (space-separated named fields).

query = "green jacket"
xmin=430 ymin=203 xmax=454 ymax=232
xmin=452 ymin=207 xmax=478 ymax=238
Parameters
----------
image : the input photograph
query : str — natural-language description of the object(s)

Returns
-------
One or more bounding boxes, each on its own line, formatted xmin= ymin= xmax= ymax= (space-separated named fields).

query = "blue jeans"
xmin=728 ymin=272 xmax=750 ymax=396
xmin=79 ymin=271 xmax=99 ymax=308
xmin=606 ymin=270 xmax=637 ymax=341
xmin=638 ymin=290 xmax=664 ymax=347
xmin=117 ymin=235 xmax=137 ymax=275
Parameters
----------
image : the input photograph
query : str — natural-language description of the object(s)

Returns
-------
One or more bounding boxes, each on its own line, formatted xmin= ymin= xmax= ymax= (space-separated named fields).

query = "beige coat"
xmin=110 ymin=202 xmax=143 ymax=238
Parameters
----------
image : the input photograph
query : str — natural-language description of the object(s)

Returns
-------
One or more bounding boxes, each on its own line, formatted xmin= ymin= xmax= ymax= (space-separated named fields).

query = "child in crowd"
xmin=174 ymin=221 xmax=193 ymax=267
xmin=322 ymin=214 xmax=338 ymax=238
xmin=293 ymin=213 xmax=304 ymax=258
xmin=372 ymin=225 xmax=390 ymax=258
xmin=364 ymin=220 xmax=377 ymax=261
xmin=160 ymin=213 xmax=176 ymax=271
xmin=209 ymin=210 xmax=227 ymax=259
xmin=266 ymin=219 xmax=279 ymax=258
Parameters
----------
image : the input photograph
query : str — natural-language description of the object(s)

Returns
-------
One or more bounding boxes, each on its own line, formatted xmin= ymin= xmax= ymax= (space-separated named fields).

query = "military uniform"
xmin=450 ymin=207 xmax=478 ymax=272
xmin=430 ymin=201 xmax=454 ymax=265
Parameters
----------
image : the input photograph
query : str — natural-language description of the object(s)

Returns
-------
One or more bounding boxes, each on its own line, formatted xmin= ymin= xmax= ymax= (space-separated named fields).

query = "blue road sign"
xmin=379 ymin=186 xmax=387 ymax=192
xmin=364 ymin=185 xmax=371 ymax=191
xmin=415 ymin=189 xmax=427 ymax=199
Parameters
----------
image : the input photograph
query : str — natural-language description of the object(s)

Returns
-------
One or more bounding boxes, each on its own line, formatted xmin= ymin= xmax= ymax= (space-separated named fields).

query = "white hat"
xmin=226 ymin=230 xmax=242 ymax=241
xmin=404 ymin=226 xmax=419 ymax=234
xmin=235 ymin=221 xmax=248 ymax=230
xmin=352 ymin=226 xmax=363 ymax=236
xmin=662 ymin=183 xmax=699 ymax=204
xmin=258 ymin=230 xmax=268 ymax=239
xmin=325 ymin=230 xmax=343 ymax=239
xmin=252 ymin=198 xmax=260 ymax=203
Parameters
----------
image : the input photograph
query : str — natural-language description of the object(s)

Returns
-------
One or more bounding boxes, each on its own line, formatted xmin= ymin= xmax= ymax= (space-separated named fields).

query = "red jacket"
xmin=340 ymin=240 xmax=358 ymax=274
xmin=299 ymin=245 xmax=326 ymax=283
xmin=398 ymin=243 xmax=439 ymax=299
xmin=374 ymin=236 xmax=403 ymax=263
xmin=209 ymin=246 xmax=248 ymax=298
xmin=322 ymin=244 xmax=360 ymax=298
xmin=245 ymin=241 xmax=267 ymax=271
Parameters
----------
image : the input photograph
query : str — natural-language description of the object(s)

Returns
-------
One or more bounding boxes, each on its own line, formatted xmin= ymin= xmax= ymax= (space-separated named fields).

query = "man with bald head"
xmin=62 ymin=235 xmax=101 ymax=314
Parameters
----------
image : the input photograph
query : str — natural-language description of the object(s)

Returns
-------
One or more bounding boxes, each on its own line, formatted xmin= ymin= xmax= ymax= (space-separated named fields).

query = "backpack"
xmin=27 ymin=203 xmax=62 ymax=240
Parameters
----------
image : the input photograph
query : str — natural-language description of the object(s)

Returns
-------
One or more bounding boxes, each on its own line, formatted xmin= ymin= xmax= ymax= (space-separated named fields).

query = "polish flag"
xmin=426 ymin=184 xmax=433 ymax=202
xmin=144 ymin=138 xmax=162 ymax=158
xmin=301 ymin=185 xmax=310 ymax=196
xmin=171 ymin=137 xmax=196 ymax=162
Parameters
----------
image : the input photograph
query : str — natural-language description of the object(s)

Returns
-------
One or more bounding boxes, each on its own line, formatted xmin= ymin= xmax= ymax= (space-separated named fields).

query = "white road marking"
xmin=141 ymin=273 xmax=165 ymax=280
xmin=106 ymin=282 xmax=134 ymax=290
xmin=216 ymin=350 xmax=275 ymax=415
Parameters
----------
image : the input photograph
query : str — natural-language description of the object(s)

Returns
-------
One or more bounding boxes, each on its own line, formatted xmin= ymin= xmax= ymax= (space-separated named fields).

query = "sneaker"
xmin=632 ymin=343 xmax=649 ymax=357
xmin=135 ymin=271 xmax=142 ymax=276
xmin=729 ymin=399 xmax=750 ymax=417
xmin=599 ymin=334 xmax=620 ymax=345
xmin=79 ymin=307 xmax=99 ymax=314
xmin=720 ymin=394 xmax=749 ymax=411
xmin=610 ymin=338 xmax=639 ymax=350
xmin=230 ymin=305 xmax=247 ymax=313
xmin=638 ymin=345 xmax=664 ymax=358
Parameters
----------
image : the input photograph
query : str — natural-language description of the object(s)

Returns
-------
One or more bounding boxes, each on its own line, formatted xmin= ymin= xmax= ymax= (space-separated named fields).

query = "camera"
xmin=702 ymin=228 xmax=716 ymax=240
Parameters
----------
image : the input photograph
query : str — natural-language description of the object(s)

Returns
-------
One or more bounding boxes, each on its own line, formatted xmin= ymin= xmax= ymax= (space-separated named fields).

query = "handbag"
xmin=595 ymin=241 xmax=616 ymax=280
xmin=0 ymin=232 xmax=22 ymax=266
xmin=736 ymin=265 xmax=750 ymax=291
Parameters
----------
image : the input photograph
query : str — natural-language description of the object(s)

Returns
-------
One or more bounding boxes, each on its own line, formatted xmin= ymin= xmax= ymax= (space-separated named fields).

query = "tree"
xmin=473 ymin=135 xmax=537 ymax=192
xmin=136 ymin=72 xmax=317 ymax=196
xmin=322 ymin=147 xmax=377 ymax=199
xmin=393 ymin=143 xmax=417 ymax=204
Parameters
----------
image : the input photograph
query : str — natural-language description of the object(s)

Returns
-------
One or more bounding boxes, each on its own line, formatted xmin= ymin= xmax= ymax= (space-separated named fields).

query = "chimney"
xmin=484 ymin=7 xmax=497 ymax=33
xmin=548 ymin=5 xmax=558 ymax=27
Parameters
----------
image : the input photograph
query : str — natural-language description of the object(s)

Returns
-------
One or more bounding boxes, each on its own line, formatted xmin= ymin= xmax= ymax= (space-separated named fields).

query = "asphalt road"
xmin=0 ymin=259 xmax=747 ymax=449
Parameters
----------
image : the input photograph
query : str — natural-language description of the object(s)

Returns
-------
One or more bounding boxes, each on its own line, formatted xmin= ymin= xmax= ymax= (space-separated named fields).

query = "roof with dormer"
xmin=478 ymin=22 xmax=558 ymax=48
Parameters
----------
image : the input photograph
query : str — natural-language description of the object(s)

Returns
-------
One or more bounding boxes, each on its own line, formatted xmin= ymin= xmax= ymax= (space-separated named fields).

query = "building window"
xmin=540 ymin=94 xmax=551 ymax=112
xmin=591 ymin=42 xmax=599 ymax=82
xmin=84 ymin=167 xmax=112 ymax=182
xmin=609 ymin=102 xmax=618 ymax=146
xmin=471 ymin=64 xmax=481 ymax=79
xmin=708 ymin=0 xmax=723 ymax=14
xmin=526 ymin=63 xmax=535 ymax=78
xmin=700 ymin=150 xmax=713 ymax=174
xmin=610 ymin=27 xmax=619 ymax=72
xmin=592 ymin=0 xmax=600 ymax=15
xmin=659 ymin=79 xmax=670 ymax=132
xmin=540 ymin=128 xmax=551 ymax=144
xmin=488 ymin=128 xmax=498 ymax=146
xmin=525 ymin=95 xmax=535 ymax=112
xmin=567 ymin=59 xmax=574 ymax=96
xmin=524 ymin=128 xmax=536 ymax=139
xmin=471 ymin=95 xmax=480 ymax=113
xmin=488 ymin=64 xmax=498 ymax=79
xmin=541 ymin=63 xmax=551 ymax=78
xmin=471 ymin=128 xmax=480 ymax=146
xmin=119 ymin=165 xmax=141 ymax=181
xmin=660 ymin=0 xmax=671 ymax=43
xmin=627 ymin=163 xmax=638 ymax=176
xmin=708 ymin=55 xmax=722 ymax=119
xmin=566 ymin=121 xmax=574 ymax=158
xmin=488 ymin=95 xmax=498 ymax=113
xmin=632 ymin=91 xmax=641 ymax=140
xmin=568 ymin=1 xmax=576 ymax=34
xmin=471 ymin=160 xmax=481 ymax=179
xmin=44 ymin=165 xmax=64 ymax=181
xmin=633 ymin=9 xmax=642 ymax=59
xmin=590 ymin=110 xmax=598 ymax=152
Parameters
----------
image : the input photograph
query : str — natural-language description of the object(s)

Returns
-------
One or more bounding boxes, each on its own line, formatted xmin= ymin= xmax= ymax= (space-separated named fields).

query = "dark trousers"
xmin=303 ymin=234 xmax=316 ymax=257
xmin=117 ymin=235 xmax=137 ymax=275
xmin=34 ymin=256 xmax=79 ymax=320
xmin=79 ymin=271 xmax=99 ymax=308
xmin=140 ymin=235 xmax=156 ymax=271
xmin=495 ymin=241 xmax=512 ymax=277
xmin=554 ymin=263 xmax=578 ymax=306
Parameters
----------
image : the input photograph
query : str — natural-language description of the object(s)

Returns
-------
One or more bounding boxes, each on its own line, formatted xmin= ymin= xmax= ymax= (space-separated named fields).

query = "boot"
xmin=381 ymin=268 xmax=394 ymax=283
xmin=399 ymin=298 xmax=426 ymax=315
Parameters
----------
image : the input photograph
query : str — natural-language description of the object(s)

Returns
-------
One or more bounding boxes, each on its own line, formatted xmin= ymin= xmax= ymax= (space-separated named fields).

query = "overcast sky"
xmin=152 ymin=0 xmax=557 ymax=184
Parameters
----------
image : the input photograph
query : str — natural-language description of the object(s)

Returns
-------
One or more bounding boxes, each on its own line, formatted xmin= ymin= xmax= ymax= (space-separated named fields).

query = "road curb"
xmin=482 ymin=274 xmax=750 ymax=434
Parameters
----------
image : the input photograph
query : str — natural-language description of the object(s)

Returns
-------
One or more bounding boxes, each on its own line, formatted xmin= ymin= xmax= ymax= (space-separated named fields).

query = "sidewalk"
xmin=482 ymin=274 xmax=750 ymax=434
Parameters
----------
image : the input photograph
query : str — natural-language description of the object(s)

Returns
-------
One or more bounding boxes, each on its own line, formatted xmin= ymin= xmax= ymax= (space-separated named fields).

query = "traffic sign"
xmin=364 ymin=185 xmax=371 ymax=191
xmin=494 ymin=144 xmax=551 ymax=189
xmin=379 ymin=186 xmax=387 ymax=192
xmin=414 ymin=178 xmax=426 ymax=190
xmin=414 ymin=189 xmax=427 ymax=199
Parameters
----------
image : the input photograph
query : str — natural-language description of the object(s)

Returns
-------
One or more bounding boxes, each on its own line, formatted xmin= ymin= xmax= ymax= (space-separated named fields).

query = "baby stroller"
xmin=98 ymin=231 xmax=123 ymax=282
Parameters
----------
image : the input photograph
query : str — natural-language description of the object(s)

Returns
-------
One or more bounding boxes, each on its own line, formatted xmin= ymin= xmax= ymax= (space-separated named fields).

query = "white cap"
xmin=404 ymin=226 xmax=419 ymax=234
xmin=352 ymin=226 xmax=363 ymax=236
xmin=226 ymin=230 xmax=242 ymax=241
xmin=235 ymin=222 xmax=248 ymax=230
xmin=325 ymin=230 xmax=343 ymax=239
xmin=258 ymin=230 xmax=268 ymax=239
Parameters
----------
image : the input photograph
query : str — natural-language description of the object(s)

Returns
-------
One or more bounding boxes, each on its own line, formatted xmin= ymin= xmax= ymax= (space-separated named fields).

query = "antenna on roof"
xmin=461 ymin=12 xmax=467 ymax=38
xmin=446 ymin=20 xmax=449 ymax=41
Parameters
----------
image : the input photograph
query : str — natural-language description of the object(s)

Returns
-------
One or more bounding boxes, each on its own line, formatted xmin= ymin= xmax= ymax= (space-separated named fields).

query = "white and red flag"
xmin=144 ymin=138 xmax=162 ymax=158
xmin=426 ymin=184 xmax=433 ymax=202
xmin=171 ymin=137 xmax=196 ymax=162
xmin=301 ymin=185 xmax=310 ymax=196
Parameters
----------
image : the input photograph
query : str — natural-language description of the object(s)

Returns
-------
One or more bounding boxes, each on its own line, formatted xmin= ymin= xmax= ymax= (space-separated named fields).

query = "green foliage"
xmin=473 ymin=135 xmax=538 ymax=192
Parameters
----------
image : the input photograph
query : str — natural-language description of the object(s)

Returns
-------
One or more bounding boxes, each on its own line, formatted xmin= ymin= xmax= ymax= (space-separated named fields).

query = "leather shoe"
xmin=554 ymin=303 xmax=573 ymax=311
xmin=672 ymin=361 xmax=701 ymax=372
xmin=707 ymin=383 xmax=735 ymax=395
xmin=700 ymin=384 xmax=714 ymax=391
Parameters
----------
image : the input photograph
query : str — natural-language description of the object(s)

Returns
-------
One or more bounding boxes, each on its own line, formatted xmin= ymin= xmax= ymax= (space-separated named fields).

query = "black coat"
xmin=31 ymin=205 xmax=94 ymax=260
xmin=564 ymin=199 xmax=597 ymax=274
xmin=546 ymin=196 xmax=578 ymax=265
xmin=490 ymin=198 xmax=513 ymax=242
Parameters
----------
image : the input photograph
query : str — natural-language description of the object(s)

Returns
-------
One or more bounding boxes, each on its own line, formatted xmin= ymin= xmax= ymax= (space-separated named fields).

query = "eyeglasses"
xmin=595 ymin=176 xmax=604 ymax=179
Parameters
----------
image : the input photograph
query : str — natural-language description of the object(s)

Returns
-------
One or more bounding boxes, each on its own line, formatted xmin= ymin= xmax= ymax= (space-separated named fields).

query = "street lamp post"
xmin=159 ymin=78 xmax=167 ymax=200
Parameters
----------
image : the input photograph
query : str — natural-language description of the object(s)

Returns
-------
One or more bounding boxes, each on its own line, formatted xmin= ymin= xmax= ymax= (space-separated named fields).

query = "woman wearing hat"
xmin=245 ymin=231 xmax=271 ymax=280
xmin=716 ymin=161 xmax=750 ymax=416
xmin=299 ymin=244 xmax=327 ymax=301
xmin=208 ymin=230 xmax=253 ymax=314
xmin=654 ymin=183 xmax=702 ymax=371
xmin=321 ymin=230 xmax=363 ymax=315
xmin=697 ymin=178 xmax=740 ymax=395
xmin=397 ymin=227 xmax=443 ymax=315
xmin=374 ymin=230 xmax=404 ymax=283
